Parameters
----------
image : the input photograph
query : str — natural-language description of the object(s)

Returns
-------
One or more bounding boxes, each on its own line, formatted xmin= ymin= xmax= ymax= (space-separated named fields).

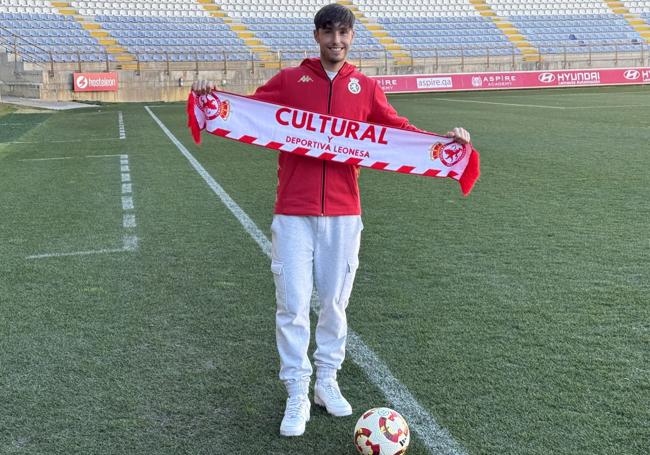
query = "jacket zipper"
xmin=322 ymin=74 xmax=335 ymax=215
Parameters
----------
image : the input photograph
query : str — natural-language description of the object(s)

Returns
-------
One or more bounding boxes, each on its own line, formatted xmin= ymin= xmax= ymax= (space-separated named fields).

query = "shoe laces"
xmin=321 ymin=381 xmax=342 ymax=400
xmin=286 ymin=395 xmax=307 ymax=418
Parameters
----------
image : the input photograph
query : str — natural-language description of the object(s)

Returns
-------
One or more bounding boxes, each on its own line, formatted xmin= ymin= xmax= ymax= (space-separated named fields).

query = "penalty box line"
xmin=26 ymin=154 xmax=138 ymax=260
xmin=145 ymin=105 xmax=468 ymax=455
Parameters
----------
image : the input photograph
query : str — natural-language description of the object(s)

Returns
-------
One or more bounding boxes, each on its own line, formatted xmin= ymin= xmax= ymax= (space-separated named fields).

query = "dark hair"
xmin=314 ymin=4 xmax=355 ymax=30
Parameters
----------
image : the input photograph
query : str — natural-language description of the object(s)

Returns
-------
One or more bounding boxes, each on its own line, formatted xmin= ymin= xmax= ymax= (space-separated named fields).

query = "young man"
xmin=193 ymin=3 xmax=470 ymax=437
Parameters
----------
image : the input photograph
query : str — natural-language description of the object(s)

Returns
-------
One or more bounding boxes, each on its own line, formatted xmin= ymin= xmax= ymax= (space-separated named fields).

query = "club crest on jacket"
xmin=348 ymin=77 xmax=361 ymax=94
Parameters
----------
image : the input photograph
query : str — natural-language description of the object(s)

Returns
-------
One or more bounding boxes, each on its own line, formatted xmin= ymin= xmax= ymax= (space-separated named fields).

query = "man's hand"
xmin=446 ymin=127 xmax=471 ymax=145
xmin=191 ymin=80 xmax=216 ymax=95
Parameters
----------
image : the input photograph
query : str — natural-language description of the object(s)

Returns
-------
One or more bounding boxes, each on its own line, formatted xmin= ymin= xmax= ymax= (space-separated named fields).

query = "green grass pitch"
xmin=0 ymin=85 xmax=648 ymax=454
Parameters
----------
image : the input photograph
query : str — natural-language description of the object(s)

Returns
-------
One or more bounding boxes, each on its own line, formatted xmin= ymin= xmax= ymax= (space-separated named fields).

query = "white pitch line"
xmin=123 ymin=213 xmax=136 ymax=228
xmin=145 ymin=105 xmax=468 ymax=455
xmin=27 ymin=154 xmax=138 ymax=260
xmin=121 ymin=172 xmax=131 ymax=183
xmin=121 ymin=165 xmax=130 ymax=172
xmin=121 ymin=195 xmax=134 ymax=210
xmin=118 ymin=111 xmax=126 ymax=139
xmin=26 ymin=233 xmax=137 ymax=259
xmin=145 ymin=106 xmax=271 ymax=257
xmin=19 ymin=157 xmax=74 ymax=162
xmin=564 ymin=104 xmax=650 ymax=109
xmin=87 ymin=154 xmax=125 ymax=158
xmin=20 ymin=155 xmax=132 ymax=161
xmin=26 ymin=247 xmax=129 ymax=259
xmin=63 ymin=111 xmax=114 ymax=116
xmin=5 ymin=138 xmax=121 ymax=144
xmin=123 ymin=234 xmax=138 ymax=251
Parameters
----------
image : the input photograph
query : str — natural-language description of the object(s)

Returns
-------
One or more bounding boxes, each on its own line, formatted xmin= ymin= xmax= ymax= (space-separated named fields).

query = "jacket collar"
xmin=300 ymin=57 xmax=356 ymax=80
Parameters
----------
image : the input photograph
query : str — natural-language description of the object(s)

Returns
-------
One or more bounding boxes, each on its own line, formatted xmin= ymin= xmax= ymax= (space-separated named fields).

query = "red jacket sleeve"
xmin=251 ymin=71 xmax=284 ymax=103
xmin=367 ymin=81 xmax=424 ymax=133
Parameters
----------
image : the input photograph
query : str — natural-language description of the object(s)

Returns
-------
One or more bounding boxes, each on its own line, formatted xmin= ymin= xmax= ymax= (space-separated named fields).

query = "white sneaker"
xmin=280 ymin=394 xmax=311 ymax=437
xmin=314 ymin=380 xmax=352 ymax=417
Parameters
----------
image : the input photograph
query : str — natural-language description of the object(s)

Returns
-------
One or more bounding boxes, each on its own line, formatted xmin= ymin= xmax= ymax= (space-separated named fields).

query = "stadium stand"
xmin=0 ymin=0 xmax=107 ymax=63
xmin=354 ymin=0 xmax=517 ymax=59
xmin=70 ymin=1 xmax=253 ymax=62
xmin=486 ymin=0 xmax=648 ymax=53
xmin=214 ymin=0 xmax=387 ymax=61
xmin=95 ymin=15 xmax=252 ymax=62
xmin=0 ymin=0 xmax=649 ymax=65
xmin=624 ymin=0 xmax=650 ymax=14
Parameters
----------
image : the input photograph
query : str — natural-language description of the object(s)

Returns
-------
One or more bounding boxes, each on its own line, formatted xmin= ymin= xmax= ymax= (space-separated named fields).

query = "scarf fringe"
xmin=187 ymin=92 xmax=202 ymax=145
xmin=459 ymin=148 xmax=480 ymax=196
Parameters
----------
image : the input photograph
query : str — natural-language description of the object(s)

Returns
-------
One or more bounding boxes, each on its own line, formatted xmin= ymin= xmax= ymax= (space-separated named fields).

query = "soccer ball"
xmin=353 ymin=407 xmax=410 ymax=455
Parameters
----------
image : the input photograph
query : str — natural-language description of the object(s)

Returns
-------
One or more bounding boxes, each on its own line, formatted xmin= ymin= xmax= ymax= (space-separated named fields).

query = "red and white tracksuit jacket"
xmin=253 ymin=58 xmax=420 ymax=217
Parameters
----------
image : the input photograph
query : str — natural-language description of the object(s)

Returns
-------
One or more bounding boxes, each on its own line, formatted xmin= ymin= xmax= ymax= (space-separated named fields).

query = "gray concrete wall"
xmin=2 ymin=51 xmax=648 ymax=102
xmin=0 ymin=52 xmax=44 ymax=97
xmin=39 ymin=66 xmax=280 ymax=102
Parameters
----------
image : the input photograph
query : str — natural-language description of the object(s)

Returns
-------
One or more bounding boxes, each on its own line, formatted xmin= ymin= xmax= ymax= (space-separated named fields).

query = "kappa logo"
xmin=298 ymin=75 xmax=313 ymax=83
xmin=348 ymin=77 xmax=361 ymax=94
xmin=538 ymin=72 xmax=556 ymax=84
xmin=624 ymin=69 xmax=640 ymax=80
xmin=201 ymin=92 xmax=230 ymax=121
xmin=429 ymin=142 xmax=466 ymax=167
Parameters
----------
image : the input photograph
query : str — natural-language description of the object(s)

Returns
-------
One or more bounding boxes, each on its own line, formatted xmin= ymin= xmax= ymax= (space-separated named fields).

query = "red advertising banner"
xmin=73 ymin=72 xmax=119 ymax=92
xmin=372 ymin=67 xmax=650 ymax=94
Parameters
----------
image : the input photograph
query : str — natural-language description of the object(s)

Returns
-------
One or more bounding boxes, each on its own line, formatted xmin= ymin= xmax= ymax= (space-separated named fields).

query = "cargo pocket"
xmin=337 ymin=259 xmax=359 ymax=308
xmin=271 ymin=260 xmax=287 ymax=308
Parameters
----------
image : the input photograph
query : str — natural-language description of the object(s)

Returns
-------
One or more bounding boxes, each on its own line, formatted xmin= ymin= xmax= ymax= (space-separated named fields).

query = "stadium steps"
xmin=48 ymin=1 xmax=138 ymax=69
xmin=336 ymin=0 xmax=412 ymax=65
xmin=195 ymin=0 xmax=277 ymax=64
xmin=469 ymin=0 xmax=540 ymax=62
xmin=603 ymin=0 xmax=650 ymax=43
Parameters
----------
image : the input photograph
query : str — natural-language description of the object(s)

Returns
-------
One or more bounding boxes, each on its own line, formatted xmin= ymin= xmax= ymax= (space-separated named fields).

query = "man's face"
xmin=314 ymin=23 xmax=355 ymax=69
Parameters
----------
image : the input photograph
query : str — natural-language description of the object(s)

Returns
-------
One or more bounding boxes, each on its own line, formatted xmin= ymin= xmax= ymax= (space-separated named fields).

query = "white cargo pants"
xmin=271 ymin=215 xmax=363 ymax=395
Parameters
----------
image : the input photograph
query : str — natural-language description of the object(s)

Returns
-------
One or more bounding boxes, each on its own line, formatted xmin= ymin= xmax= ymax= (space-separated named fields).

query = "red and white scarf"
xmin=187 ymin=90 xmax=480 ymax=195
